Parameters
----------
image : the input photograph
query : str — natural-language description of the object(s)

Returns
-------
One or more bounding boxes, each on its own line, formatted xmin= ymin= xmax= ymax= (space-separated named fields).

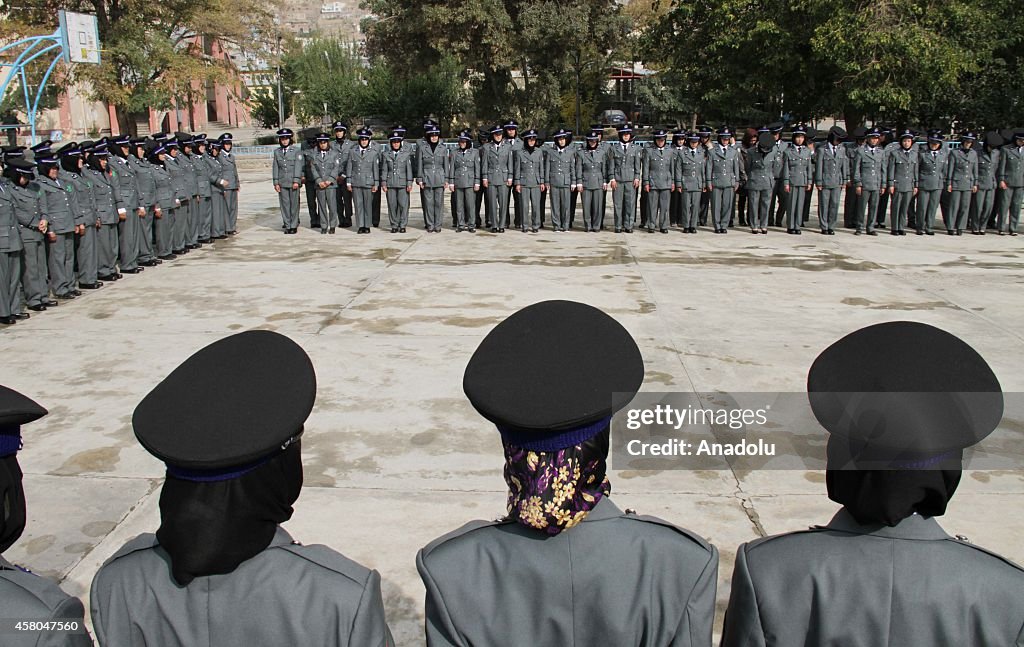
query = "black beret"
xmin=985 ymin=131 xmax=1004 ymax=148
xmin=463 ymin=301 xmax=643 ymax=451
xmin=757 ymin=132 xmax=775 ymax=148
xmin=829 ymin=126 xmax=847 ymax=139
xmin=808 ymin=322 xmax=1002 ymax=459
xmin=133 ymin=331 xmax=316 ymax=470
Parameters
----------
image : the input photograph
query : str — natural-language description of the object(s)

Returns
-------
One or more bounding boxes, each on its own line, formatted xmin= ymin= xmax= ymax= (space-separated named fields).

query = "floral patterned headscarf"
xmin=502 ymin=429 xmax=611 ymax=536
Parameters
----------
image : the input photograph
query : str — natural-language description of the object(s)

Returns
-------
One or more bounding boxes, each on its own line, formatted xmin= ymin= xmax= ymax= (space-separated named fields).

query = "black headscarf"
xmin=0 ymin=455 xmax=26 ymax=554
xmin=156 ymin=441 xmax=303 ymax=585
xmin=825 ymin=434 xmax=961 ymax=527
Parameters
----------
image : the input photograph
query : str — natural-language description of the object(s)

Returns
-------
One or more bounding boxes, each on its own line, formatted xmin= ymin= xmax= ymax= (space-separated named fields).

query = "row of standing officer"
xmin=0 ymin=133 xmax=240 ymax=325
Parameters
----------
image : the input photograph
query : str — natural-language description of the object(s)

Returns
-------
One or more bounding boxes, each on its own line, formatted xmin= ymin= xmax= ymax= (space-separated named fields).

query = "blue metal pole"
xmin=31 ymin=53 xmax=64 ymax=144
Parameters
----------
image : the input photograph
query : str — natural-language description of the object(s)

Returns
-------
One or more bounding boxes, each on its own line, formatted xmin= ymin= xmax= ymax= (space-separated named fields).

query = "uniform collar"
xmin=823 ymin=507 xmax=951 ymax=540
xmin=581 ymin=495 xmax=623 ymax=522
xmin=270 ymin=525 xmax=296 ymax=547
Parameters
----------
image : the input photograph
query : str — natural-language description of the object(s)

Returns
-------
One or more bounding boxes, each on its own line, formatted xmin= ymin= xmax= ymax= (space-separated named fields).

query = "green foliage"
xmin=250 ymin=89 xmax=287 ymax=129
xmin=285 ymin=37 xmax=362 ymax=124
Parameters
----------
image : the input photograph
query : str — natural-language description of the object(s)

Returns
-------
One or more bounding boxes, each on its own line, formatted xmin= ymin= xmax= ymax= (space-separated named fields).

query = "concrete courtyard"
xmin=3 ymin=166 xmax=1023 ymax=645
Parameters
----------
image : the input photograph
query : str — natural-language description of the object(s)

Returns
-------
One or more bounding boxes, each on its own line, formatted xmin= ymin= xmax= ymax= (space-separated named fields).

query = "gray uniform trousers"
xmin=843 ymin=181 xmax=858 ymax=227
xmin=76 ymin=225 xmax=98 ymax=284
xmin=188 ymin=196 xmax=201 ymax=245
xmin=583 ymin=189 xmax=604 ymax=231
xmin=612 ymin=182 xmax=637 ymax=230
xmin=97 ymin=223 xmax=119 ymax=276
xmin=137 ymin=209 xmax=154 ymax=261
xmin=421 ymin=188 xmax=445 ymax=230
xmin=857 ymin=190 xmax=880 ymax=233
xmin=1 ymin=556 xmax=92 ymax=647
xmin=999 ymin=188 xmax=1023 ymax=233
xmin=681 ymin=190 xmax=703 ymax=229
xmin=155 ymin=207 xmax=175 ymax=257
xmin=317 ymin=186 xmax=340 ymax=231
xmin=485 ymin=183 xmax=510 ymax=229
xmin=916 ymin=189 xmax=942 ymax=233
xmin=197 ymin=197 xmax=212 ymax=240
xmin=647 ymin=189 xmax=671 ymax=230
xmin=211 ymin=191 xmax=227 ymax=238
xmin=48 ymin=233 xmax=75 ymax=295
xmin=747 ymin=189 xmax=772 ymax=230
xmin=20 ymin=240 xmax=47 ymax=307
xmin=970 ymin=189 xmax=996 ymax=232
xmin=385 ymin=188 xmax=409 ymax=229
xmin=170 ymin=197 xmax=187 ymax=250
xmin=352 ymin=188 xmax=374 ymax=229
xmin=890 ymin=191 xmax=915 ymax=232
xmin=278 ymin=188 xmax=300 ymax=230
xmin=118 ymin=210 xmax=141 ymax=270
xmin=549 ymin=187 xmax=571 ymax=230
xmin=818 ymin=187 xmax=842 ymax=231
xmin=786 ymin=187 xmax=807 ymax=231
xmin=518 ymin=187 xmax=541 ymax=230
xmin=0 ymin=250 xmax=19 ymax=317
xmin=453 ymin=188 xmax=475 ymax=229
xmin=712 ymin=187 xmax=735 ymax=230
xmin=946 ymin=190 xmax=972 ymax=231
xmin=224 ymin=190 xmax=238 ymax=232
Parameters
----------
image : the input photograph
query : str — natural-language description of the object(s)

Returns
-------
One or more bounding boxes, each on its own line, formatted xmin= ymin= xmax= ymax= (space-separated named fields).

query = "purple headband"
xmin=498 ymin=416 xmax=611 ymax=452
xmin=165 ymin=432 xmax=302 ymax=482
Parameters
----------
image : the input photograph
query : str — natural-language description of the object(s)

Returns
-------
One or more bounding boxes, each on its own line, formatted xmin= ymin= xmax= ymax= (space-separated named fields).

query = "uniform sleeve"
xmin=997 ymin=150 xmax=1007 ymax=183
xmin=473 ymin=155 xmax=481 ymax=185
xmin=719 ymin=544 xmax=767 ymax=647
xmin=642 ymin=149 xmax=651 ymax=187
xmin=574 ymin=151 xmax=583 ymax=186
xmin=404 ymin=155 xmax=414 ymax=189
xmin=780 ymin=151 xmax=791 ymax=187
xmin=504 ymin=149 xmax=513 ymax=182
xmin=512 ymin=150 xmax=522 ymax=185
xmin=416 ymin=147 xmax=425 ymax=183
xmin=970 ymin=151 xmax=978 ymax=186
xmin=345 ymin=569 xmax=393 ymax=647
xmin=272 ymin=152 xmax=280 ymax=184
xmin=945 ymin=154 xmax=955 ymax=185
xmin=852 ymin=150 xmax=863 ymax=187
xmin=293 ymin=153 xmax=303 ymax=184
xmin=416 ymin=550 xmax=463 ymax=647
xmin=372 ymin=150 xmax=381 ymax=184
xmin=26 ymin=594 xmax=92 ymax=647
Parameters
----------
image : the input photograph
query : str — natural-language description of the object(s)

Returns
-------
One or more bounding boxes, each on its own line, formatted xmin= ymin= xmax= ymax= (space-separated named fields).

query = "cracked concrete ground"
xmin=3 ymin=167 xmax=1023 ymax=645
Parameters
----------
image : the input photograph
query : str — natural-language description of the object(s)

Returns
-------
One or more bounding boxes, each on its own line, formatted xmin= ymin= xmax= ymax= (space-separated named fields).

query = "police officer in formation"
xmin=814 ymin=126 xmax=848 ymax=235
xmin=673 ymin=131 xmax=707 ymax=233
xmin=0 ymin=132 xmax=236 ymax=325
xmin=418 ymin=300 xmax=719 ymax=646
xmin=852 ymin=126 xmax=886 ymax=235
xmin=885 ymin=128 xmax=918 ymax=236
xmin=578 ymin=130 xmax=610 ymax=232
xmin=997 ymin=130 xmax=1024 ymax=235
xmin=383 ymin=129 xmax=414 ymax=233
xmin=708 ymin=127 xmax=741 ymax=234
xmin=346 ymin=128 xmax=380 ymax=234
xmin=448 ymin=129 xmax=480 ymax=233
xmin=945 ymin=132 xmax=978 ymax=235
xmin=742 ymin=131 xmax=778 ymax=234
xmin=272 ymin=128 xmax=303 ymax=234
xmin=781 ymin=125 xmax=813 ymax=234
xmin=417 ymin=123 xmax=449 ymax=233
xmin=545 ymin=128 xmax=577 ymax=232
xmin=301 ymin=136 xmax=320 ymax=230
xmin=971 ymin=132 xmax=1001 ymax=234
xmin=0 ymin=385 xmax=92 ymax=646
xmin=513 ymin=129 xmax=544 ymax=233
xmin=310 ymin=132 xmax=342 ymax=234
xmin=481 ymin=125 xmax=513 ymax=232
xmin=89 ymin=330 xmax=393 ymax=646
xmin=609 ymin=123 xmax=642 ymax=233
xmin=642 ymin=129 xmax=673 ymax=233
xmin=916 ymin=130 xmax=949 ymax=235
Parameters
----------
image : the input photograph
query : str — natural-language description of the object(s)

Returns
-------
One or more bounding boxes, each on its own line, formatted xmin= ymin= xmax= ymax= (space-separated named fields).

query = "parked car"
xmin=596 ymin=109 xmax=627 ymax=128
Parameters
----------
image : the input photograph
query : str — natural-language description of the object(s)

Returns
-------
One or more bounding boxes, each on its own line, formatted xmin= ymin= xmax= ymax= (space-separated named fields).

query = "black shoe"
xmin=866 ymin=231 xmax=877 ymax=236
xmin=947 ymin=230 xmax=955 ymax=236
xmin=199 ymin=239 xmax=212 ymax=244
xmin=891 ymin=230 xmax=899 ymax=236
xmin=855 ymin=230 xmax=862 ymax=236
xmin=614 ymin=228 xmax=622 ymax=233
xmin=28 ymin=304 xmax=47 ymax=312
xmin=12 ymin=313 xmax=29 ymax=321
xmin=141 ymin=260 xmax=158 ymax=267
xmin=0 ymin=316 xmax=15 ymax=325
xmin=899 ymin=231 xmax=907 ymax=236
xmin=329 ymin=228 xmax=336 ymax=234
xmin=624 ymin=229 xmax=633 ymax=234
xmin=56 ymin=293 xmax=76 ymax=300
xmin=530 ymin=228 xmax=538 ymax=233
xmin=1010 ymin=231 xmax=1018 ymax=236
xmin=916 ymin=230 xmax=924 ymax=235
xmin=647 ymin=228 xmax=654 ymax=233
xmin=125 ymin=267 xmax=144 ymax=274
xmin=956 ymin=230 xmax=963 ymax=236
xmin=79 ymin=283 xmax=102 ymax=290
xmin=660 ymin=229 xmax=668 ymax=234
xmin=44 ymin=299 xmax=60 ymax=307
xmin=98 ymin=274 xmax=117 ymax=282
xmin=321 ymin=230 xmax=328 ymax=234
xmin=159 ymin=254 xmax=178 ymax=260
xmin=391 ymin=228 xmax=398 ymax=233
xmin=499 ymin=228 xmax=505 ymax=232
xmin=796 ymin=230 xmax=802 ymax=235
xmin=172 ymin=249 xmax=185 ymax=255
xmin=926 ymin=231 xmax=935 ymax=236
xmin=399 ymin=228 xmax=407 ymax=233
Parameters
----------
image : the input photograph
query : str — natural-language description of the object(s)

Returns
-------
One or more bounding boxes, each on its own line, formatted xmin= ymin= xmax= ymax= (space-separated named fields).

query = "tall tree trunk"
xmin=843 ymin=107 xmax=864 ymax=132
xmin=114 ymin=104 xmax=136 ymax=137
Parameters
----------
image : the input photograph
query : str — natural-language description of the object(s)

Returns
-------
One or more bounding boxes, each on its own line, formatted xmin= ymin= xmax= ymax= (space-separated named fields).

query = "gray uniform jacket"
xmin=128 ymin=158 xmax=157 ymax=208
xmin=178 ymin=154 xmax=199 ymax=197
xmin=887 ymin=146 xmax=919 ymax=191
xmin=643 ymin=145 xmax=674 ymax=190
xmin=999 ymin=146 xmax=1024 ymax=187
xmin=190 ymin=155 xmax=214 ymax=198
xmin=164 ymin=156 xmax=190 ymax=202
xmin=609 ymin=142 xmax=643 ymax=182
xmin=771 ymin=141 xmax=790 ymax=179
xmin=272 ymin=146 xmax=303 ymax=187
xmin=448 ymin=148 xmax=481 ymax=188
xmin=311 ymin=149 xmax=344 ymax=187
xmin=742 ymin=147 xmax=777 ymax=191
xmin=781 ymin=145 xmax=813 ymax=188
xmin=946 ymin=148 xmax=978 ymax=190
xmin=84 ymin=168 xmax=124 ymax=225
xmin=577 ymin=147 xmax=609 ymax=190
xmin=417 ymin=143 xmax=449 ymax=188
xmin=853 ymin=146 xmax=887 ymax=190
xmin=151 ymin=164 xmax=177 ymax=211
xmin=0 ymin=182 xmax=23 ymax=252
xmin=346 ymin=145 xmax=381 ymax=188
xmin=707 ymin=145 xmax=741 ymax=188
xmin=89 ymin=527 xmax=392 ymax=647
xmin=218 ymin=150 xmax=240 ymax=189
xmin=481 ymin=142 xmax=513 ymax=184
xmin=35 ymin=176 xmax=77 ymax=234
xmin=11 ymin=182 xmax=46 ymax=243
xmin=977 ymin=149 xmax=999 ymax=190
xmin=330 ymin=140 xmax=353 ymax=178
xmin=545 ymin=146 xmax=578 ymax=188
xmin=675 ymin=147 xmax=708 ymax=191
xmin=513 ymin=148 xmax=545 ymax=187
xmin=721 ymin=508 xmax=1024 ymax=647
xmin=417 ymin=497 xmax=718 ymax=647
xmin=917 ymin=148 xmax=950 ymax=191
xmin=814 ymin=143 xmax=849 ymax=188
xmin=0 ymin=555 xmax=92 ymax=646
xmin=382 ymin=147 xmax=414 ymax=189
xmin=109 ymin=156 xmax=141 ymax=210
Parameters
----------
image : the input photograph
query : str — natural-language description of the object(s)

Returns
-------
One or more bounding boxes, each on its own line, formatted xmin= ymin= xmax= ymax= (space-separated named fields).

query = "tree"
xmin=250 ymin=89 xmax=287 ymax=129
xmin=284 ymin=36 xmax=362 ymax=125
xmin=1 ymin=0 xmax=281 ymax=134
